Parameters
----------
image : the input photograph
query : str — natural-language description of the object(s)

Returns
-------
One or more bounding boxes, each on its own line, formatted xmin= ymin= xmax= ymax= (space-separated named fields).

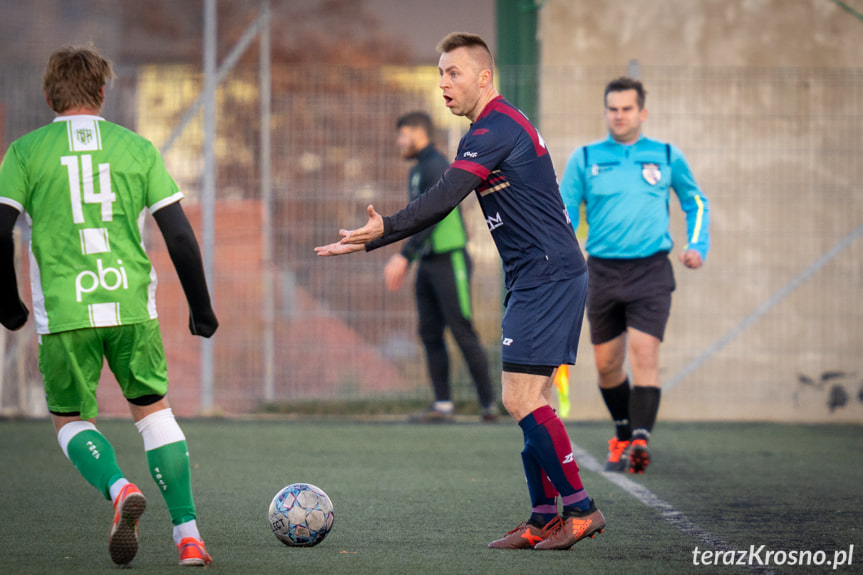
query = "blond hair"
xmin=436 ymin=32 xmax=494 ymax=73
xmin=43 ymin=46 xmax=114 ymax=114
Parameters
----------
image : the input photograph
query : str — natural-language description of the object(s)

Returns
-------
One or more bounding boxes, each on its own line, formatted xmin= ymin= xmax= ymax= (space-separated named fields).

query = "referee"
xmin=383 ymin=112 xmax=496 ymax=422
xmin=560 ymin=77 xmax=710 ymax=474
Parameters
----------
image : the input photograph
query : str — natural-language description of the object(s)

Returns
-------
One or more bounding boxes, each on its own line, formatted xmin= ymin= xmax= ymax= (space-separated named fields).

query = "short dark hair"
xmin=396 ymin=111 xmax=433 ymax=136
xmin=436 ymin=32 xmax=494 ymax=71
xmin=604 ymin=77 xmax=646 ymax=109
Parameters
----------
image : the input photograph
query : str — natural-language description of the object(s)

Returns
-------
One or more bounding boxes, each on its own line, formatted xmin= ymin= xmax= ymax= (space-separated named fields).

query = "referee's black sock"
xmin=629 ymin=386 xmax=661 ymax=442
xmin=599 ymin=378 xmax=631 ymax=441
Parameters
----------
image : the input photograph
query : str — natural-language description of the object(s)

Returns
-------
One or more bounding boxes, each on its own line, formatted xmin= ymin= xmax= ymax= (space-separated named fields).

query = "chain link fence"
xmin=542 ymin=65 xmax=863 ymax=423
xmin=2 ymin=63 xmax=862 ymax=422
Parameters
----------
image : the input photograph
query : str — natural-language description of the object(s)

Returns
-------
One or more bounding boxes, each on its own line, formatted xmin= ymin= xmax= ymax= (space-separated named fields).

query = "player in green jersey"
xmin=0 ymin=46 xmax=217 ymax=567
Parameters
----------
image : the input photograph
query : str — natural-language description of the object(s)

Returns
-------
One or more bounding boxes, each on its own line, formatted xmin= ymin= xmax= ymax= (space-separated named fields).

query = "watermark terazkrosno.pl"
xmin=692 ymin=545 xmax=855 ymax=569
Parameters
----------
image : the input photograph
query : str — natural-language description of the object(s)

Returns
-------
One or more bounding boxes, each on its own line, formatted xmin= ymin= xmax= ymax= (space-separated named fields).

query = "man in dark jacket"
xmin=384 ymin=111 xmax=496 ymax=422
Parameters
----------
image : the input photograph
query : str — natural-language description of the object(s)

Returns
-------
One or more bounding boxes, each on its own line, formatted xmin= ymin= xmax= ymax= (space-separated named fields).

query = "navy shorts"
xmin=586 ymin=252 xmax=675 ymax=345
xmin=500 ymin=272 xmax=588 ymax=367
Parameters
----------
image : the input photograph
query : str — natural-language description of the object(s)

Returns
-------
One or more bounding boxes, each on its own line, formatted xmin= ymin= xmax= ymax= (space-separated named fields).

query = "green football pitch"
xmin=0 ymin=418 xmax=860 ymax=574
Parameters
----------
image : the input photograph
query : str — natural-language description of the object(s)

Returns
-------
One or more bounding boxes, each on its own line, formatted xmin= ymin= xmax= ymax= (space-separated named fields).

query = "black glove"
xmin=0 ymin=204 xmax=27 ymax=330
xmin=0 ymin=300 xmax=28 ymax=331
xmin=189 ymin=308 xmax=218 ymax=338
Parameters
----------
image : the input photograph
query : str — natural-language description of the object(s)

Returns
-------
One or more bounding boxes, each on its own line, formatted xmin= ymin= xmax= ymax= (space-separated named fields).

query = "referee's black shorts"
xmin=586 ymin=252 xmax=676 ymax=345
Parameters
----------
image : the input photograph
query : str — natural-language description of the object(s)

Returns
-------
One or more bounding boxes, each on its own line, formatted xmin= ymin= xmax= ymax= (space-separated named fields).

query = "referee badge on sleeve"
xmin=642 ymin=163 xmax=661 ymax=185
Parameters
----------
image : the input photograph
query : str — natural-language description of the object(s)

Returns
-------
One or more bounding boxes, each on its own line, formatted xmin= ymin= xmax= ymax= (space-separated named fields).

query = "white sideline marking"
xmin=572 ymin=442 xmax=778 ymax=574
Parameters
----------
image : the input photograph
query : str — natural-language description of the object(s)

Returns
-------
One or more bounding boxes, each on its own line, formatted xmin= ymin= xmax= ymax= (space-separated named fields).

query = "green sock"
xmin=66 ymin=429 xmax=124 ymax=500
xmin=146 ymin=440 xmax=196 ymax=525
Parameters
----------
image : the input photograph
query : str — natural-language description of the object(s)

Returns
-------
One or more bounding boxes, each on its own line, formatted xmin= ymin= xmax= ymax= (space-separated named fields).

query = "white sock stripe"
xmin=134 ymin=408 xmax=186 ymax=451
xmin=57 ymin=420 xmax=98 ymax=459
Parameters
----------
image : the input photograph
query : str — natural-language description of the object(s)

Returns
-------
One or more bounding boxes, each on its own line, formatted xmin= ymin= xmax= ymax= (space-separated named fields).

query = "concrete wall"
xmin=537 ymin=0 xmax=863 ymax=423
xmin=540 ymin=0 xmax=863 ymax=68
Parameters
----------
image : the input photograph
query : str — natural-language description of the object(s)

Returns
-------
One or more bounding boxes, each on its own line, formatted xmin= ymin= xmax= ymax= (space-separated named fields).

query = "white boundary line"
xmin=571 ymin=441 xmax=778 ymax=574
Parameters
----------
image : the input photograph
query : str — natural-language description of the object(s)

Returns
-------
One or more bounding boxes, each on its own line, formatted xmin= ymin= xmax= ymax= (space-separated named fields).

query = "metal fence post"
xmin=201 ymin=0 xmax=217 ymax=413
xmin=260 ymin=0 xmax=275 ymax=401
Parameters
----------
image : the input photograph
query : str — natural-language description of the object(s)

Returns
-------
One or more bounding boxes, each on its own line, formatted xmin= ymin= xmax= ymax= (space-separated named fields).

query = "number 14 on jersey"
xmin=61 ymin=154 xmax=115 ymax=224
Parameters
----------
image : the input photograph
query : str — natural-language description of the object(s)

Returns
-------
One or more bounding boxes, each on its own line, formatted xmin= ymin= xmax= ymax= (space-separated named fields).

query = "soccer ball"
xmin=268 ymin=483 xmax=334 ymax=547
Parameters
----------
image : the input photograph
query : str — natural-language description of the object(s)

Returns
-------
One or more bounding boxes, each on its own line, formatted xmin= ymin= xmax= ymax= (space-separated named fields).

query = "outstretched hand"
xmin=315 ymin=205 xmax=385 ymax=257
xmin=313 ymin=241 xmax=367 ymax=257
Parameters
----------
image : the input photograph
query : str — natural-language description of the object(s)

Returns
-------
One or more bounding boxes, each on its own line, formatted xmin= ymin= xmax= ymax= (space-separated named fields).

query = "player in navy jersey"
xmin=316 ymin=32 xmax=604 ymax=551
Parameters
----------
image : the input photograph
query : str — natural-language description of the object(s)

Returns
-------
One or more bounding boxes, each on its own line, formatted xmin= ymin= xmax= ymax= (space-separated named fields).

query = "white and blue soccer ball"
xmin=268 ymin=483 xmax=334 ymax=547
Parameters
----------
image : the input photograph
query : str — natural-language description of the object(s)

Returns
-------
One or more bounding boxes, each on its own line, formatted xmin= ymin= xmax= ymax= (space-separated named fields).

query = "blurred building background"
xmin=1 ymin=0 xmax=861 ymax=423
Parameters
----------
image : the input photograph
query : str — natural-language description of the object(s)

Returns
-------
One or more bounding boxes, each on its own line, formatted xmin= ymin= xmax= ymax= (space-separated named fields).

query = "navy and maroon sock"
xmin=519 ymin=406 xmax=590 ymax=514
xmin=521 ymin=418 xmax=559 ymax=525
xmin=521 ymin=449 xmax=558 ymax=527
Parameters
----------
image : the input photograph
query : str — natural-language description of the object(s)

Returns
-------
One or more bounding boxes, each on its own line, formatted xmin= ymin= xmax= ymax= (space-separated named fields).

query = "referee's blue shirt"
xmin=559 ymin=134 xmax=710 ymax=260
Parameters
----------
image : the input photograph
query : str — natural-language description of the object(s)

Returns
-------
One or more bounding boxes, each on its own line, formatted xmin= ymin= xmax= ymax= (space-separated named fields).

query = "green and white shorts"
xmin=38 ymin=319 xmax=169 ymax=420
